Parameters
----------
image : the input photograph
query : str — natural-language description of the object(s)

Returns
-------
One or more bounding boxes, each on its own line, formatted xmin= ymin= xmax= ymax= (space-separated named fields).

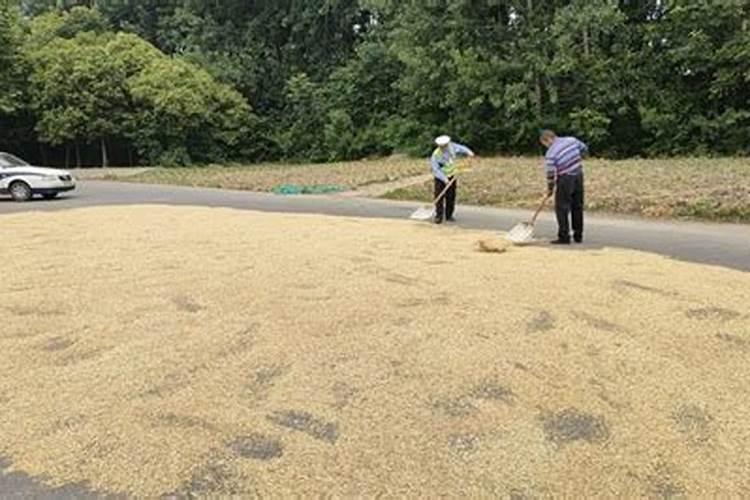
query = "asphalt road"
xmin=0 ymin=180 xmax=748 ymax=497
xmin=1 ymin=180 xmax=749 ymax=271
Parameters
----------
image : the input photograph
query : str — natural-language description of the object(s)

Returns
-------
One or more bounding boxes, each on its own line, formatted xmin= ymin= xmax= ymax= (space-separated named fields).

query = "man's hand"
xmin=547 ymin=181 xmax=555 ymax=197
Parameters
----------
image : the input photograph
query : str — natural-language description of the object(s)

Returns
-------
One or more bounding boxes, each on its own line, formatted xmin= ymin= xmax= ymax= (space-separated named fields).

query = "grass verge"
xmin=383 ymin=157 xmax=750 ymax=223
xmin=115 ymin=157 xmax=427 ymax=193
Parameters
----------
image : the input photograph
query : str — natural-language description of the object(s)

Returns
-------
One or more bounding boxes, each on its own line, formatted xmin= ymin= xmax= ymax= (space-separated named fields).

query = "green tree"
xmin=636 ymin=0 xmax=750 ymax=155
xmin=323 ymin=31 xmax=404 ymax=157
xmin=0 ymin=4 xmax=35 ymax=161
xmin=549 ymin=0 xmax=636 ymax=154
xmin=127 ymin=56 xmax=252 ymax=165
xmin=6 ymin=0 xmax=750 ymax=164
xmin=0 ymin=5 xmax=27 ymax=115
xmin=275 ymin=73 xmax=327 ymax=161
xmin=27 ymin=14 xmax=131 ymax=167
xmin=25 ymin=7 xmax=255 ymax=166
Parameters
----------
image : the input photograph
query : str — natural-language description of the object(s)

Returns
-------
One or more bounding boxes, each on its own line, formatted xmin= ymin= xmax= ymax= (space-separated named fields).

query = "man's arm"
xmin=576 ymin=138 xmax=589 ymax=155
xmin=452 ymin=143 xmax=476 ymax=157
xmin=431 ymin=156 xmax=448 ymax=183
xmin=545 ymin=157 xmax=556 ymax=196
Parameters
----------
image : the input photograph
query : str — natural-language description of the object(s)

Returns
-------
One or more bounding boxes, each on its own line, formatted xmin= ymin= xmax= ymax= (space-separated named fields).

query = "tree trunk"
xmin=65 ymin=144 xmax=70 ymax=169
xmin=75 ymin=142 xmax=82 ymax=168
xmin=128 ymin=146 xmax=134 ymax=167
xmin=583 ymin=27 xmax=590 ymax=58
xmin=101 ymin=138 xmax=109 ymax=168
xmin=534 ymin=78 xmax=543 ymax=120
xmin=525 ymin=0 xmax=542 ymax=120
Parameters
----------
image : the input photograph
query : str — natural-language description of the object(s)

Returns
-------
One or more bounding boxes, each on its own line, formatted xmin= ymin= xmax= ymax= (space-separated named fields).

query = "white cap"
xmin=435 ymin=135 xmax=451 ymax=147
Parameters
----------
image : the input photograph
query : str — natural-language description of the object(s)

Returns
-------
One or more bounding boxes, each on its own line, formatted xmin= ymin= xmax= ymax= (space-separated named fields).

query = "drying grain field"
xmin=1 ymin=206 xmax=749 ymax=497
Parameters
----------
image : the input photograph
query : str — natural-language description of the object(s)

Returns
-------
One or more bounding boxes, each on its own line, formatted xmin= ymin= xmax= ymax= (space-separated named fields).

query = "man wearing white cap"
xmin=430 ymin=135 xmax=475 ymax=224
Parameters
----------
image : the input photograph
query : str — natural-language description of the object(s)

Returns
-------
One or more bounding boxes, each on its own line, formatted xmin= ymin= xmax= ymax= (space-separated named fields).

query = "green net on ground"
xmin=272 ymin=184 xmax=347 ymax=195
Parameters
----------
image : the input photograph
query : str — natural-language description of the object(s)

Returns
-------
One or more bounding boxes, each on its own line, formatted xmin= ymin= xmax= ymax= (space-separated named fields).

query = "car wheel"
xmin=9 ymin=181 xmax=32 ymax=202
xmin=42 ymin=192 xmax=58 ymax=200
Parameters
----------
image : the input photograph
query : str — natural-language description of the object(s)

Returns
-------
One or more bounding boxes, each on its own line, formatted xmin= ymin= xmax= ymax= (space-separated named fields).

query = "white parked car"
xmin=0 ymin=152 xmax=76 ymax=201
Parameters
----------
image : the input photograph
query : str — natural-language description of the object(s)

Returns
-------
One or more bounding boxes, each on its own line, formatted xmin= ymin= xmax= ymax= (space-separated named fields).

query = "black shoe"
xmin=574 ymin=237 xmax=583 ymax=244
xmin=446 ymin=216 xmax=456 ymax=222
xmin=434 ymin=217 xmax=443 ymax=225
xmin=551 ymin=239 xmax=571 ymax=245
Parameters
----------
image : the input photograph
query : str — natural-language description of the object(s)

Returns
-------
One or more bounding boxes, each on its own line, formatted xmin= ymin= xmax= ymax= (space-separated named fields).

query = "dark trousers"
xmin=555 ymin=173 xmax=585 ymax=241
xmin=434 ymin=177 xmax=457 ymax=220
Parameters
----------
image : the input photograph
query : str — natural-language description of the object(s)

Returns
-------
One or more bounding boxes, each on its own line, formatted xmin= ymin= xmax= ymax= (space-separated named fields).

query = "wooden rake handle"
xmin=432 ymin=176 xmax=458 ymax=206
xmin=530 ymin=193 xmax=553 ymax=224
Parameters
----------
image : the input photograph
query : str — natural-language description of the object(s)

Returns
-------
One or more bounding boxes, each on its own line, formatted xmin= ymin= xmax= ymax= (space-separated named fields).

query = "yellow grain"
xmin=0 ymin=206 xmax=748 ymax=497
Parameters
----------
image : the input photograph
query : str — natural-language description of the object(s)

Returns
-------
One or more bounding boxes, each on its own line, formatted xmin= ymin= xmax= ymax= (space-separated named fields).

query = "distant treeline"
xmin=1 ymin=0 xmax=749 ymax=167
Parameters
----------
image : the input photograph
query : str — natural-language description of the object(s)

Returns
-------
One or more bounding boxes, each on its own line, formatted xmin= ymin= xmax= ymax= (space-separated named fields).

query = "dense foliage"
xmin=1 ymin=0 xmax=748 ymax=166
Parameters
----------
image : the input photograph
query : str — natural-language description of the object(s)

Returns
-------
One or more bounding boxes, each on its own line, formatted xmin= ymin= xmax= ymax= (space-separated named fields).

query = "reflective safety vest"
xmin=432 ymin=145 xmax=457 ymax=177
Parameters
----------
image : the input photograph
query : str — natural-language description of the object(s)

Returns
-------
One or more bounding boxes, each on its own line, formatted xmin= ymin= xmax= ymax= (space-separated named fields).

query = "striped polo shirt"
xmin=545 ymin=136 xmax=588 ymax=178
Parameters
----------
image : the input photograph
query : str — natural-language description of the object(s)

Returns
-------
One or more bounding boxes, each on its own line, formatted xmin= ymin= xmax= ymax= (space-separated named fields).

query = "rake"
xmin=506 ymin=193 xmax=552 ymax=244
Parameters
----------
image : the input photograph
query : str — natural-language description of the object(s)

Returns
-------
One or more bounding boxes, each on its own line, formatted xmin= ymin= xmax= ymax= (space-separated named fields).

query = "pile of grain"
xmin=476 ymin=237 xmax=511 ymax=253
xmin=1 ymin=206 xmax=748 ymax=497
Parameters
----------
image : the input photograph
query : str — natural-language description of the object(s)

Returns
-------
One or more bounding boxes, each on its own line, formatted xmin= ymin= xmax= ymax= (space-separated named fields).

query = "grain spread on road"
xmin=1 ymin=206 xmax=749 ymax=497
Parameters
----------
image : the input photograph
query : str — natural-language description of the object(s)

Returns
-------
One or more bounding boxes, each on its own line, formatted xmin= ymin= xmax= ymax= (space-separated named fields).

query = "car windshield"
xmin=0 ymin=153 xmax=30 ymax=168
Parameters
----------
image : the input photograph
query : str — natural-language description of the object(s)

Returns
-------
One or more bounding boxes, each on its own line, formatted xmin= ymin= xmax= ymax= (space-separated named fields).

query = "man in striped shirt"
xmin=540 ymin=130 xmax=588 ymax=244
